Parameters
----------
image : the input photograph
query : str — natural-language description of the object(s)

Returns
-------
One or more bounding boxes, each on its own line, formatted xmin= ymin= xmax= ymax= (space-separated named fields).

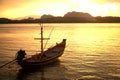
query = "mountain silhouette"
xmin=0 ymin=11 xmax=120 ymax=23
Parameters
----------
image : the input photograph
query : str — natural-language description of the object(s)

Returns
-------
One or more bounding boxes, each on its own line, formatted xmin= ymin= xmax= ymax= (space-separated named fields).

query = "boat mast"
xmin=41 ymin=24 xmax=44 ymax=54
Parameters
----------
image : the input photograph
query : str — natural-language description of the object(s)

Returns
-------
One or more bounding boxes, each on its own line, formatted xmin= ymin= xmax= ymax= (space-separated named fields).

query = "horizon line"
xmin=1 ymin=11 xmax=120 ymax=20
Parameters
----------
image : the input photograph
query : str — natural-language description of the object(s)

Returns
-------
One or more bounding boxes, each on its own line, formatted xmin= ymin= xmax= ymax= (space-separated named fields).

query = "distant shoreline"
xmin=0 ymin=22 xmax=120 ymax=24
xmin=1 ymin=11 xmax=120 ymax=23
xmin=1 ymin=16 xmax=120 ymax=24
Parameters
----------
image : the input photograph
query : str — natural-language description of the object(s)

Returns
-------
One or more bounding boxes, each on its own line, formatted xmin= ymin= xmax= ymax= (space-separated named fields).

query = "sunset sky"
xmin=0 ymin=0 xmax=120 ymax=19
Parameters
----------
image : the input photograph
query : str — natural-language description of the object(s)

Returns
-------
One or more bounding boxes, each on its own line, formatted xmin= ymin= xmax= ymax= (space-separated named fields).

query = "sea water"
xmin=0 ymin=23 xmax=120 ymax=80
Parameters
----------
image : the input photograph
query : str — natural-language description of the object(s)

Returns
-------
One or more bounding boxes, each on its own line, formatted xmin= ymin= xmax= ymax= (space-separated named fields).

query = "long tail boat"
xmin=15 ymin=24 xmax=66 ymax=68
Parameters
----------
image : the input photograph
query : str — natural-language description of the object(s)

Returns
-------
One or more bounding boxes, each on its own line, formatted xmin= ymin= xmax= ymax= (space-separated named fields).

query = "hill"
xmin=0 ymin=11 xmax=120 ymax=23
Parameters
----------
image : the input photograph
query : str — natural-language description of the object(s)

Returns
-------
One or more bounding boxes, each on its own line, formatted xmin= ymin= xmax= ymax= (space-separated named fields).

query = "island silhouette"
xmin=0 ymin=11 xmax=120 ymax=23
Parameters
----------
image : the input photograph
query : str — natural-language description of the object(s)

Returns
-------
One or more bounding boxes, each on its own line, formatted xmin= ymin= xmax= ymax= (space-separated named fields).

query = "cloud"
xmin=106 ymin=0 xmax=120 ymax=3
xmin=0 ymin=0 xmax=24 ymax=11
xmin=92 ymin=0 xmax=120 ymax=4
xmin=0 ymin=0 xmax=70 ymax=11
xmin=0 ymin=0 xmax=120 ymax=18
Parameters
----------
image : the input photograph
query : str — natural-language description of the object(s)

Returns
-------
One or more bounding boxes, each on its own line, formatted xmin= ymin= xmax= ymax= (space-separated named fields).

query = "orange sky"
xmin=0 ymin=0 xmax=120 ymax=19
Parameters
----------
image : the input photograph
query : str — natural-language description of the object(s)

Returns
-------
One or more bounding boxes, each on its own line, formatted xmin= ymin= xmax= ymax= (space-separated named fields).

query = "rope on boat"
xmin=44 ymin=27 xmax=54 ymax=49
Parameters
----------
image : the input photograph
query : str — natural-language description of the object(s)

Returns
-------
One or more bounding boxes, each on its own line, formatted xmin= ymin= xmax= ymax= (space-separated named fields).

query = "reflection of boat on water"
xmin=17 ymin=66 xmax=45 ymax=80
xmin=15 ymin=24 xmax=66 ymax=68
xmin=16 ymin=60 xmax=65 ymax=80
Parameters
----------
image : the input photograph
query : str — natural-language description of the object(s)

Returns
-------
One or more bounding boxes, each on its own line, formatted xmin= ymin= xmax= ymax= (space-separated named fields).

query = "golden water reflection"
xmin=0 ymin=23 xmax=120 ymax=79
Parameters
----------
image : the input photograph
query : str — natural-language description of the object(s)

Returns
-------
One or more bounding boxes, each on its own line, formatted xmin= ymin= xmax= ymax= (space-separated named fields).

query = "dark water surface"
xmin=0 ymin=23 xmax=120 ymax=80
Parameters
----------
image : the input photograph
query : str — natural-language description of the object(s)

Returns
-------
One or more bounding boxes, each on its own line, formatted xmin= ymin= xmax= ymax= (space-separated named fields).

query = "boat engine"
xmin=15 ymin=49 xmax=26 ymax=61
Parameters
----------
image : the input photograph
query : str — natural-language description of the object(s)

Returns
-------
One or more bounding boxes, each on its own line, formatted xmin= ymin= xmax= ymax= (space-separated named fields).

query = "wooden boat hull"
xmin=17 ymin=51 xmax=64 ymax=68
xmin=16 ymin=39 xmax=66 ymax=68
